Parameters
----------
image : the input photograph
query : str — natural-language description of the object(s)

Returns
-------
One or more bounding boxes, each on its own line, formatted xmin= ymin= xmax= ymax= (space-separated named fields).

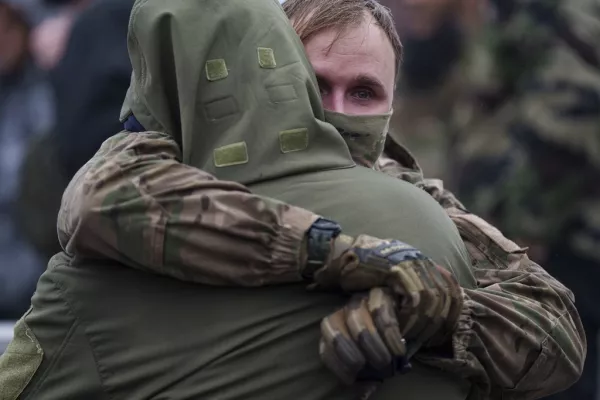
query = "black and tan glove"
xmin=303 ymin=218 xmax=463 ymax=383
xmin=319 ymin=288 xmax=411 ymax=384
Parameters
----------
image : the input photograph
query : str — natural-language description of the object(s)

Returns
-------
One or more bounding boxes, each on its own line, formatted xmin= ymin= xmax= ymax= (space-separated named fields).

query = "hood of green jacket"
xmin=120 ymin=0 xmax=355 ymax=185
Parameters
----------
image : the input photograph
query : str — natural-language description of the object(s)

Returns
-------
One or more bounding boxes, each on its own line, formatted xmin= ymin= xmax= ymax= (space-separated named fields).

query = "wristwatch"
xmin=303 ymin=218 xmax=342 ymax=281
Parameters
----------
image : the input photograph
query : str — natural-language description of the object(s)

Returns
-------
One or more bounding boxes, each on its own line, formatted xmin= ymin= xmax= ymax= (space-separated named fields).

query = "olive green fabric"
xmin=5 ymin=0 xmax=474 ymax=397
xmin=324 ymin=110 xmax=392 ymax=168
xmin=252 ymin=167 xmax=475 ymax=287
xmin=15 ymin=267 xmax=105 ymax=400
xmin=120 ymin=0 xmax=354 ymax=185
xmin=0 ymin=309 xmax=43 ymax=400
xmin=13 ymin=166 xmax=474 ymax=400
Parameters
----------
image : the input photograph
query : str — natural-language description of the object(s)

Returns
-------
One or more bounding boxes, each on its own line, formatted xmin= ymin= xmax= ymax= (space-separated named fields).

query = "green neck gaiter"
xmin=325 ymin=110 xmax=393 ymax=168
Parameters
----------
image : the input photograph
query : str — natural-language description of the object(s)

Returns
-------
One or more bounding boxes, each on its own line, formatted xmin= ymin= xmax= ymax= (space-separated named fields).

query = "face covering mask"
xmin=324 ymin=109 xmax=393 ymax=168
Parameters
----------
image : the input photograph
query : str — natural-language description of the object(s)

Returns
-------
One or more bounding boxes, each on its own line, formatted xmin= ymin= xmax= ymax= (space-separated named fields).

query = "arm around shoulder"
xmin=58 ymin=131 xmax=318 ymax=286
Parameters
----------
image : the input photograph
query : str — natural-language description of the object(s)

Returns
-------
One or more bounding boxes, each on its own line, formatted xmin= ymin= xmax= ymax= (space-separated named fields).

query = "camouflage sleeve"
xmin=376 ymin=138 xmax=465 ymax=209
xmin=376 ymin=148 xmax=585 ymax=399
xmin=417 ymin=209 xmax=584 ymax=399
xmin=58 ymin=131 xmax=317 ymax=285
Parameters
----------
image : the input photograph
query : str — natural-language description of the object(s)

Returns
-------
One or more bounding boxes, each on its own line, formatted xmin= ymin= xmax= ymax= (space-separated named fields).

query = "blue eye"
xmin=353 ymin=88 xmax=374 ymax=100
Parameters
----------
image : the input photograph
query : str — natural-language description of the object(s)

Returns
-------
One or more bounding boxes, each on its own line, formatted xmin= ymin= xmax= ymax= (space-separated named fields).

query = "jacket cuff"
xmin=271 ymin=206 xmax=319 ymax=283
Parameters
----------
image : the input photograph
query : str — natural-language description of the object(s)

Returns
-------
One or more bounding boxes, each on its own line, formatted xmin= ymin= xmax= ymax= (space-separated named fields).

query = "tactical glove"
xmin=319 ymin=288 xmax=411 ymax=384
xmin=303 ymin=218 xmax=463 ymax=347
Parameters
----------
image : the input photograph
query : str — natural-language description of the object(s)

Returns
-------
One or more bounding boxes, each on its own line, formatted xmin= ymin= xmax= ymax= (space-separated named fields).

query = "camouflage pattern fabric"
xmin=59 ymin=128 xmax=585 ymax=399
xmin=324 ymin=110 xmax=391 ymax=169
xmin=376 ymin=140 xmax=585 ymax=399
xmin=389 ymin=0 xmax=599 ymax=397
xmin=320 ymin=288 xmax=410 ymax=384
xmin=317 ymin=234 xmax=464 ymax=386
xmin=315 ymin=234 xmax=463 ymax=343
xmin=58 ymin=131 xmax=317 ymax=286
xmin=454 ymin=0 xmax=600 ymax=247
xmin=390 ymin=0 xmax=600 ymax=247
xmin=54 ymin=0 xmax=585 ymax=398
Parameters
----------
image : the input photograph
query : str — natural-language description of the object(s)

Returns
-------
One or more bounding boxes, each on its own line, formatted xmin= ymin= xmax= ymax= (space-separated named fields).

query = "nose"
xmin=322 ymin=87 xmax=346 ymax=114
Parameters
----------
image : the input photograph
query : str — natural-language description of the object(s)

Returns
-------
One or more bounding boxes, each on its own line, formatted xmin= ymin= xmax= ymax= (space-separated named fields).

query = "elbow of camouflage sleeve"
xmin=416 ymin=289 xmax=586 ymax=400
xmin=56 ymin=160 xmax=109 ymax=257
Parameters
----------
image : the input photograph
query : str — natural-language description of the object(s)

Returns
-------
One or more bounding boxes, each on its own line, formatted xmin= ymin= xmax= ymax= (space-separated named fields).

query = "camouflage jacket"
xmin=58 ymin=132 xmax=585 ymax=400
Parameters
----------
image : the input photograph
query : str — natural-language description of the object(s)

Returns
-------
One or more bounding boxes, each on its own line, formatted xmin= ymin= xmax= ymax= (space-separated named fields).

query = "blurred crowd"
xmin=0 ymin=0 xmax=132 ymax=317
xmin=0 ymin=0 xmax=598 ymax=399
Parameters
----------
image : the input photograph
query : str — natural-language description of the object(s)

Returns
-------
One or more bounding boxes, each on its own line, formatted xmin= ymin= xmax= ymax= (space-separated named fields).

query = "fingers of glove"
xmin=395 ymin=303 xmax=419 ymax=338
xmin=387 ymin=262 xmax=438 ymax=340
xmin=421 ymin=266 xmax=463 ymax=347
xmin=367 ymin=288 xmax=407 ymax=358
xmin=388 ymin=265 xmax=423 ymax=308
xmin=437 ymin=266 xmax=464 ymax=336
xmin=409 ymin=262 xmax=447 ymax=342
xmin=320 ymin=338 xmax=360 ymax=385
xmin=368 ymin=288 xmax=412 ymax=374
xmin=413 ymin=299 xmax=445 ymax=344
xmin=346 ymin=294 xmax=392 ymax=369
xmin=411 ymin=263 xmax=442 ymax=317
xmin=321 ymin=309 xmax=366 ymax=384
xmin=421 ymin=261 xmax=455 ymax=317
xmin=432 ymin=266 xmax=453 ymax=323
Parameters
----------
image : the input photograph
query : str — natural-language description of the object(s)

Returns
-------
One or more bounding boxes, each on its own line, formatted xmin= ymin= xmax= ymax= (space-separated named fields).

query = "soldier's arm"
xmin=420 ymin=209 xmax=584 ymax=399
xmin=58 ymin=131 xmax=317 ymax=285
xmin=376 ymin=151 xmax=585 ymax=398
xmin=376 ymin=139 xmax=465 ymax=209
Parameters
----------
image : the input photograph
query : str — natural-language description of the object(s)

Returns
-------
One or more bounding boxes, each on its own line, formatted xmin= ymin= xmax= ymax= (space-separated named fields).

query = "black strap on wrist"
xmin=303 ymin=218 xmax=342 ymax=281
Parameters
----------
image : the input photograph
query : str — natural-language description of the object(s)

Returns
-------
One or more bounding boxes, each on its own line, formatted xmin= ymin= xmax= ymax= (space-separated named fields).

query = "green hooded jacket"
xmin=0 ymin=0 xmax=476 ymax=398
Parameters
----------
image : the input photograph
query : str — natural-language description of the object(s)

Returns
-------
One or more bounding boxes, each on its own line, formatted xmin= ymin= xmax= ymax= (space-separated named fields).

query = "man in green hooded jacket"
xmin=1 ymin=0 xmax=472 ymax=398
xmin=0 ymin=0 xmax=584 ymax=399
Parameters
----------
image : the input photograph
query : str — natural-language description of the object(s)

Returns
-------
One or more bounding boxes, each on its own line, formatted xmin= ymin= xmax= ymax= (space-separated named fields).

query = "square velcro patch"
xmin=257 ymin=47 xmax=276 ymax=69
xmin=0 ymin=308 xmax=43 ymax=400
xmin=279 ymin=128 xmax=309 ymax=153
xmin=266 ymin=84 xmax=298 ymax=103
xmin=205 ymin=59 xmax=228 ymax=81
xmin=203 ymin=96 xmax=238 ymax=121
xmin=214 ymin=142 xmax=249 ymax=167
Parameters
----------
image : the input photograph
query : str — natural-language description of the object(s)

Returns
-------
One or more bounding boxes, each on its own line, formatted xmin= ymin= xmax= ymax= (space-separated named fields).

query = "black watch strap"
xmin=303 ymin=218 xmax=342 ymax=281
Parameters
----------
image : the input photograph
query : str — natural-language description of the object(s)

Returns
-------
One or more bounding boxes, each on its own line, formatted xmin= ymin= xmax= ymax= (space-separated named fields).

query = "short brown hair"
xmin=283 ymin=0 xmax=402 ymax=77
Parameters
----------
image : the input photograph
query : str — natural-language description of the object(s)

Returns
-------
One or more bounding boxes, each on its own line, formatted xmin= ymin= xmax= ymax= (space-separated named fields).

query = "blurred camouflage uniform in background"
xmin=385 ymin=0 xmax=600 ymax=398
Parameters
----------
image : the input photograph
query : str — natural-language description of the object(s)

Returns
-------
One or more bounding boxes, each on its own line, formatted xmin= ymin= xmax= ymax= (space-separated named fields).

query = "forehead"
xmin=302 ymin=16 xmax=396 ymax=89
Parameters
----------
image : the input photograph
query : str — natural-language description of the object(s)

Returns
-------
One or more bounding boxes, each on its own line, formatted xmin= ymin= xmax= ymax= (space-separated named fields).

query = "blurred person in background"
xmin=0 ymin=0 xmax=54 ymax=319
xmin=378 ymin=0 xmax=480 ymax=189
xmin=380 ymin=0 xmax=600 ymax=399
xmin=17 ymin=0 xmax=133 ymax=262
xmin=29 ymin=0 xmax=89 ymax=71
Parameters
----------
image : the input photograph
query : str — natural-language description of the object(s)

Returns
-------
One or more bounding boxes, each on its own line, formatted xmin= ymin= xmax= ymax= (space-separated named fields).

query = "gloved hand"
xmin=303 ymin=218 xmax=463 ymax=349
xmin=319 ymin=288 xmax=411 ymax=384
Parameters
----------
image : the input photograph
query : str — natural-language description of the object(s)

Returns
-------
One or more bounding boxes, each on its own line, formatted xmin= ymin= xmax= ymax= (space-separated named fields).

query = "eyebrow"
xmin=353 ymin=74 xmax=387 ymax=94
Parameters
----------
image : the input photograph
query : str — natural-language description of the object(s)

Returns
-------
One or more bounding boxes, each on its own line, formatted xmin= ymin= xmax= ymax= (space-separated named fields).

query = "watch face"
xmin=314 ymin=218 xmax=341 ymax=232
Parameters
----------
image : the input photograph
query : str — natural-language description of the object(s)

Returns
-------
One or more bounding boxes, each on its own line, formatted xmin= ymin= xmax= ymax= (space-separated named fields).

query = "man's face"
xmin=302 ymin=15 xmax=396 ymax=115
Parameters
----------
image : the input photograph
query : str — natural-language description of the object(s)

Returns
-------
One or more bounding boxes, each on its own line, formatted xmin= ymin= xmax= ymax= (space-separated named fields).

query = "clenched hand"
xmin=305 ymin=230 xmax=463 ymax=383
